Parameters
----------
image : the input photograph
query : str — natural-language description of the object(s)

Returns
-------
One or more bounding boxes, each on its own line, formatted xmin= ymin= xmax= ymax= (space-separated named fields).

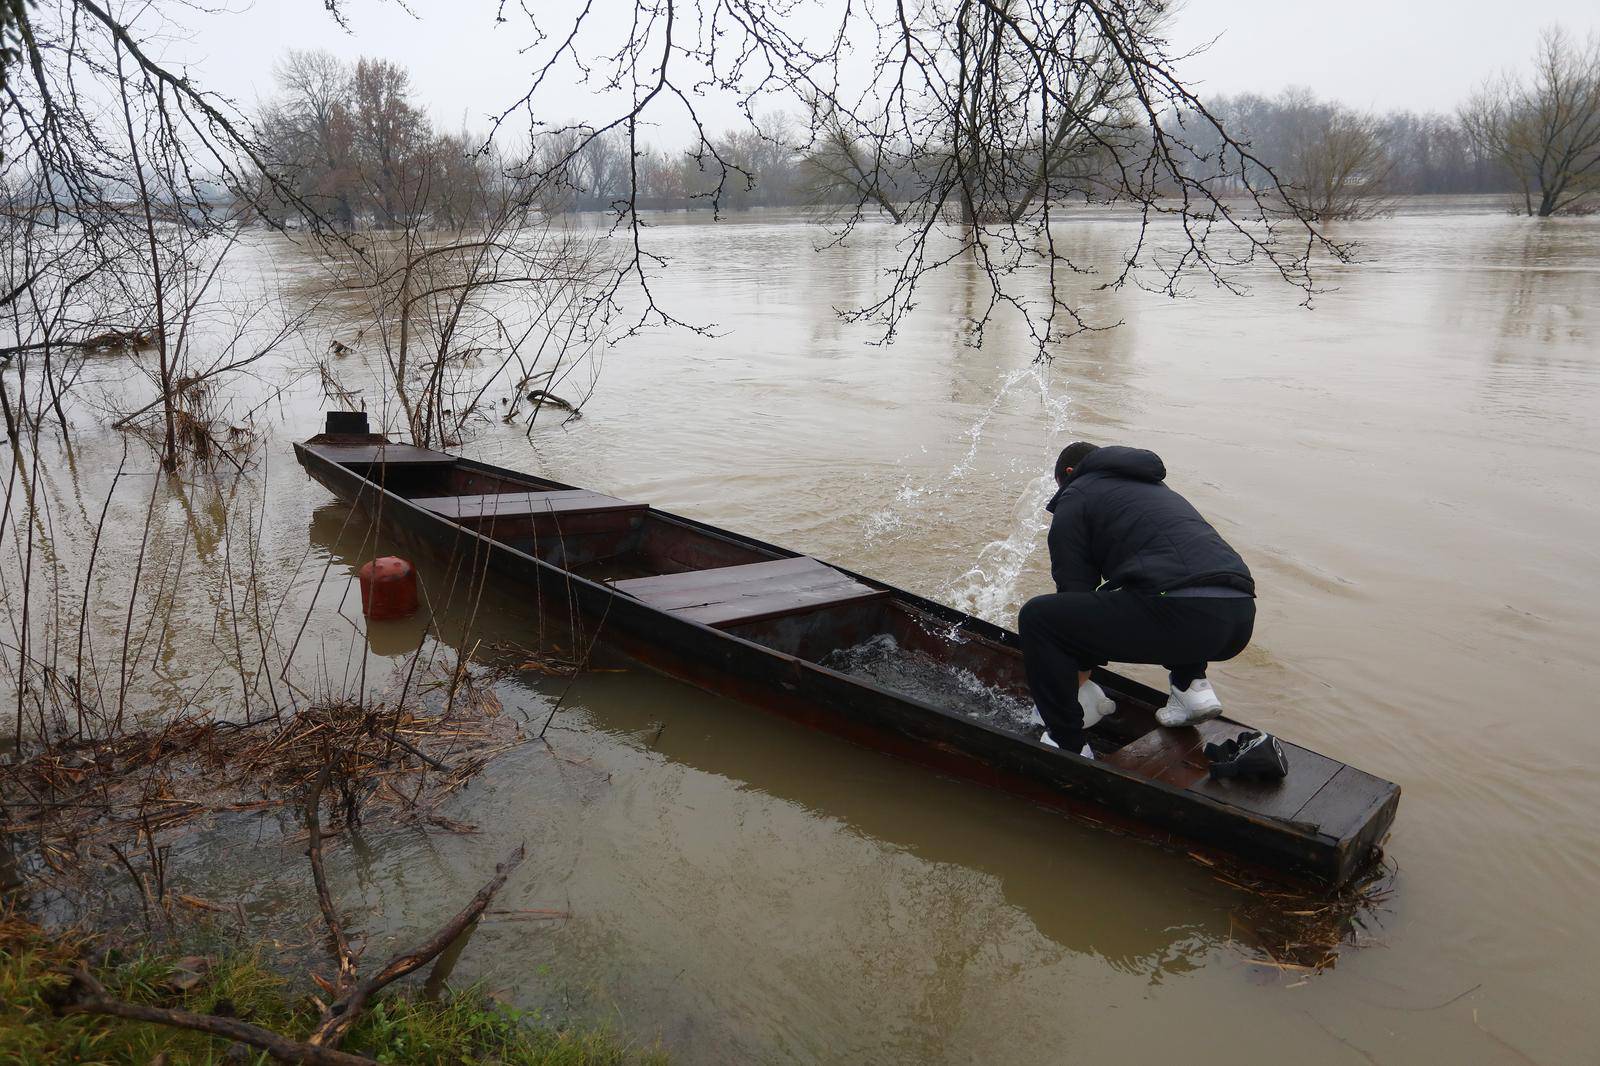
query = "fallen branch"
xmin=525 ymin=389 xmax=581 ymax=421
xmin=309 ymin=844 xmax=527 ymax=1048
xmin=0 ymin=326 xmax=162 ymax=361
xmin=305 ymin=759 xmax=358 ymax=994
xmin=62 ymin=967 xmax=377 ymax=1066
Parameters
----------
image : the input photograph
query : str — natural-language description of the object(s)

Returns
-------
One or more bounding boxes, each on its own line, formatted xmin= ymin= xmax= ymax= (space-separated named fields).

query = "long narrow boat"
xmin=296 ymin=414 xmax=1398 ymax=886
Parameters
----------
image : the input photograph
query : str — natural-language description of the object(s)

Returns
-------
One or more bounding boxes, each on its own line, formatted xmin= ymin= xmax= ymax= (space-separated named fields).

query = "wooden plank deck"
xmin=1103 ymin=715 xmax=1355 ymax=834
xmin=411 ymin=490 xmax=644 ymax=520
xmin=307 ymin=442 xmax=456 ymax=466
xmin=1289 ymin=764 xmax=1399 ymax=840
xmin=613 ymin=556 xmax=887 ymax=628
xmin=1102 ymin=718 xmax=1238 ymax=787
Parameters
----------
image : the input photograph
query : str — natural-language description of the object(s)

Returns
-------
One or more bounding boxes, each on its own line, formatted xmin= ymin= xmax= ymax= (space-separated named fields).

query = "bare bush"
xmin=317 ymin=155 xmax=615 ymax=448
xmin=1461 ymin=25 xmax=1600 ymax=216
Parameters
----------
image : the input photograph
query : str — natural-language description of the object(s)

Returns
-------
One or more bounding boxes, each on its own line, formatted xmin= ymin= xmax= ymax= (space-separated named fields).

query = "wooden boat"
xmin=296 ymin=415 xmax=1398 ymax=886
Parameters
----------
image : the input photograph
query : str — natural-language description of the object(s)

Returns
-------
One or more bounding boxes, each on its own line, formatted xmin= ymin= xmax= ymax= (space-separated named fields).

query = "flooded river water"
xmin=6 ymin=199 xmax=1600 ymax=1062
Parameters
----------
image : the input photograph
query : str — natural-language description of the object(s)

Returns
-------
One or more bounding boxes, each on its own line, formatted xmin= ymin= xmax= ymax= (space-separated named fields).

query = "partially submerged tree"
xmin=1183 ymin=89 xmax=1394 ymax=220
xmin=1270 ymin=90 xmax=1393 ymax=221
xmin=1461 ymin=25 xmax=1600 ymax=216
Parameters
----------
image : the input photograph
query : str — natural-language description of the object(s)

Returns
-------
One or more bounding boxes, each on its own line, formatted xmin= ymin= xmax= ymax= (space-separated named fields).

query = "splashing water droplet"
xmin=864 ymin=363 xmax=1067 ymax=549
xmin=943 ymin=473 xmax=1058 ymax=626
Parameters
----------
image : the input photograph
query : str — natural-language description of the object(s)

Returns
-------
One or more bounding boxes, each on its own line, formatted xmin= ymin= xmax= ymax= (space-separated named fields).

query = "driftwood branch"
xmin=56 ymin=838 xmax=527 ymax=1059
xmin=309 ymin=844 xmax=527 ymax=1047
xmin=63 ymin=968 xmax=378 ymax=1066
xmin=305 ymin=759 xmax=358 ymax=993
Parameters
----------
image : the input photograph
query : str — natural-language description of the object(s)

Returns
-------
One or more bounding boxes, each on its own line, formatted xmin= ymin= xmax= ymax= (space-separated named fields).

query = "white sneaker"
xmin=1027 ymin=685 xmax=1113 ymax=731
xmin=1156 ymin=678 xmax=1224 ymax=728
xmin=1079 ymin=680 xmax=1117 ymax=730
xmin=1030 ymin=681 xmax=1114 ymax=750
xmin=1029 ymin=705 xmax=1055 ymax=745
xmin=1026 ymin=727 xmax=1093 ymax=760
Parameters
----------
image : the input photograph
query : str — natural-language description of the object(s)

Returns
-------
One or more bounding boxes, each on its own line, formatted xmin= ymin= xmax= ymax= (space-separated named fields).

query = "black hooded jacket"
xmin=1045 ymin=446 xmax=1255 ymax=596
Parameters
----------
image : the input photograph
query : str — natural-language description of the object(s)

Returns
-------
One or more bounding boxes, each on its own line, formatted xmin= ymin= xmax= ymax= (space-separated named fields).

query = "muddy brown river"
xmin=5 ymin=199 xmax=1598 ymax=1062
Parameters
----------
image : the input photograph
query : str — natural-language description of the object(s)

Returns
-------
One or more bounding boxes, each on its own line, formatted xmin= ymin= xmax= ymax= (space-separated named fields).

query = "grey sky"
xmin=1170 ymin=0 xmax=1598 ymax=113
xmin=190 ymin=0 xmax=1599 ymax=141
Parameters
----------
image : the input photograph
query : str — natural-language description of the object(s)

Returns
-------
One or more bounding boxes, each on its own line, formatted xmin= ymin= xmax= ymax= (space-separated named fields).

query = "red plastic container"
xmin=358 ymin=556 xmax=418 ymax=621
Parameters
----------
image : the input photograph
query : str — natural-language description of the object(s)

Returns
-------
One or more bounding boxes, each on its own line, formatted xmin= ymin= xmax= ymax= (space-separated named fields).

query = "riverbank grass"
xmin=1 ymin=917 xmax=665 ymax=1065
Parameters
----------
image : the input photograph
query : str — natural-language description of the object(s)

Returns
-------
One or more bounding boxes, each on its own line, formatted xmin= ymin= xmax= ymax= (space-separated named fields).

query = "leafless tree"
xmin=1461 ymin=25 xmax=1600 ymax=216
xmin=1 ymin=1 xmax=338 ymax=469
xmin=258 ymin=49 xmax=361 ymax=229
xmin=1257 ymin=90 xmax=1395 ymax=221
xmin=1295 ymin=112 xmax=1393 ymax=221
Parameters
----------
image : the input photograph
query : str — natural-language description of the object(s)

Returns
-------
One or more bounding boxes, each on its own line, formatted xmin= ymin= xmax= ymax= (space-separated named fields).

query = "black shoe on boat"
xmin=1203 ymin=730 xmax=1289 ymax=781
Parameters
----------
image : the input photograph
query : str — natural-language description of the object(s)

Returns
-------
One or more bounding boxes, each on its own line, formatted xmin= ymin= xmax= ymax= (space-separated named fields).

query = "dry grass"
xmin=1 ymin=658 xmax=526 ymax=905
xmin=1191 ymin=849 xmax=1397 ymax=976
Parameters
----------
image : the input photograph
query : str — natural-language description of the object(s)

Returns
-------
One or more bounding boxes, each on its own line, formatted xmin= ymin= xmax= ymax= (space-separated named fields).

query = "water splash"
xmin=864 ymin=364 xmax=1055 ymax=548
xmin=821 ymin=634 xmax=1035 ymax=732
xmin=943 ymin=472 xmax=1058 ymax=626
xmin=861 ymin=359 xmax=1075 ymax=626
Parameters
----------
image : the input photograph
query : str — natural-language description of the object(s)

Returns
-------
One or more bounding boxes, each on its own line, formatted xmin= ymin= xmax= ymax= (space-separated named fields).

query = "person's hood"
xmin=1047 ymin=446 xmax=1167 ymax=512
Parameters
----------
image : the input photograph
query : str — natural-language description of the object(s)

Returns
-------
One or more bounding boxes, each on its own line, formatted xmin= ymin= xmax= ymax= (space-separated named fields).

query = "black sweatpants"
xmin=1018 ymin=591 xmax=1256 ymax=750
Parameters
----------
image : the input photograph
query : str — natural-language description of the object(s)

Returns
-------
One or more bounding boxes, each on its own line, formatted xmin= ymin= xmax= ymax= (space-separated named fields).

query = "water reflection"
xmin=544 ymin=670 xmax=1226 ymax=977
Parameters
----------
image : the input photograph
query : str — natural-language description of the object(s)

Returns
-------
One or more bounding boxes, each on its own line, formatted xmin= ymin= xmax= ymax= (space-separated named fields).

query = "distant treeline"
xmin=570 ymin=92 xmax=1515 ymax=213
xmin=253 ymin=51 xmax=1539 ymax=227
xmin=1190 ymin=90 xmax=1506 ymax=198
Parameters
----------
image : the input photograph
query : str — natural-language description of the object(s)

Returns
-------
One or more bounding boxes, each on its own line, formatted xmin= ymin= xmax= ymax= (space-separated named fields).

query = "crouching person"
xmin=1020 ymin=442 xmax=1256 ymax=757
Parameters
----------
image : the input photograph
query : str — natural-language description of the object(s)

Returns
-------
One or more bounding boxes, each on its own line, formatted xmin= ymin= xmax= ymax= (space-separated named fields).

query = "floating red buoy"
xmin=358 ymin=556 xmax=418 ymax=621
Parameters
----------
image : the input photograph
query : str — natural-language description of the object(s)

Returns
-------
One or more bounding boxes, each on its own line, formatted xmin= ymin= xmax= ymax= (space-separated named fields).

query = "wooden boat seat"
xmin=411 ymin=489 xmax=644 ymax=522
xmin=612 ymin=556 xmax=887 ymax=629
xmin=307 ymin=442 xmax=456 ymax=466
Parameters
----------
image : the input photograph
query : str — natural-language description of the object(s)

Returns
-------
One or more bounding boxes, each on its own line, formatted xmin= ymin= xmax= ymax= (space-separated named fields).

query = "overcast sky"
xmin=187 ymin=0 xmax=1599 ymax=141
